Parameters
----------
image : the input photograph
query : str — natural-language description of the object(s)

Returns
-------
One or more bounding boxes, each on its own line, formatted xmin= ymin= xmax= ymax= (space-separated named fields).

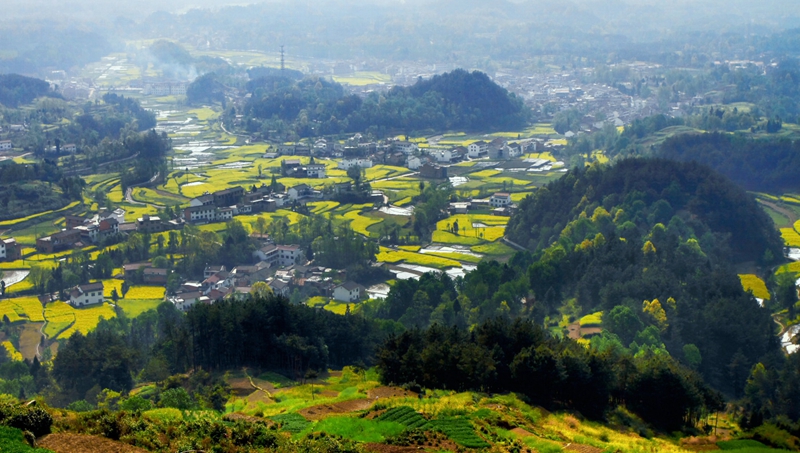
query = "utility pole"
xmin=280 ymin=45 xmax=285 ymax=72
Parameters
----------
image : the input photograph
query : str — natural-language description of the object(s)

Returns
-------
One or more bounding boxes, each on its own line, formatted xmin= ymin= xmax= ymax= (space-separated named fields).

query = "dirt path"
xmin=243 ymin=368 xmax=274 ymax=401
xmin=758 ymin=199 xmax=798 ymax=227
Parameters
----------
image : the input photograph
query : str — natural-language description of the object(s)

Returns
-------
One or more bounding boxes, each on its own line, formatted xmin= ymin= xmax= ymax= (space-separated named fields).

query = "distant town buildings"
xmin=142 ymin=81 xmax=188 ymax=96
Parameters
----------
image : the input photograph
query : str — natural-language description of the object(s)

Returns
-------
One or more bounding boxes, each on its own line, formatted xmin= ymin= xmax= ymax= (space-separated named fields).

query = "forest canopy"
xmin=240 ymin=69 xmax=530 ymax=138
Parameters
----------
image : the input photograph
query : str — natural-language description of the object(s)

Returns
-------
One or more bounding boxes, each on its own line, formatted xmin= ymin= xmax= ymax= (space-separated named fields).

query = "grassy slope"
xmin=217 ymin=367 xmax=780 ymax=453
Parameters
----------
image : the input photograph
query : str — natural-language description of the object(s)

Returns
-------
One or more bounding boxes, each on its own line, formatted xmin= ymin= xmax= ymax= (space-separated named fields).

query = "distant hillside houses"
xmin=142 ymin=80 xmax=187 ymax=96
xmin=0 ymin=140 xmax=12 ymax=151
xmin=338 ymin=158 xmax=373 ymax=170
xmin=333 ymin=281 xmax=366 ymax=302
xmin=392 ymin=140 xmax=419 ymax=154
xmin=466 ymin=138 xmax=535 ymax=159
xmin=0 ymin=238 xmax=21 ymax=261
xmin=36 ymin=209 xmax=127 ymax=253
xmin=281 ymin=159 xmax=327 ymax=178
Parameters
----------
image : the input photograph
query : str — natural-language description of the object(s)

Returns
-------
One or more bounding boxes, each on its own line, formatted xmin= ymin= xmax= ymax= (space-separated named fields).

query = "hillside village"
xmin=0 ymin=130 xmax=559 ymax=317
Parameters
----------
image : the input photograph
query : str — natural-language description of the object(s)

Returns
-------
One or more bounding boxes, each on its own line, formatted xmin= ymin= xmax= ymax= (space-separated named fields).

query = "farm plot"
xmin=377 ymin=247 xmax=462 ymax=269
xmin=364 ymin=165 xmax=409 ymax=181
xmin=308 ymin=416 xmax=406 ymax=443
xmin=54 ymin=303 xmax=117 ymax=339
xmin=332 ymin=72 xmax=392 ymax=86
xmin=2 ymin=341 xmax=23 ymax=361
xmin=131 ymin=188 xmax=188 ymax=206
xmin=117 ymin=299 xmax=163 ymax=317
xmin=342 ymin=209 xmax=383 ymax=237
xmin=428 ymin=417 xmax=489 ymax=449
xmin=435 ymin=214 xmax=508 ymax=243
xmin=376 ymin=406 xmax=429 ymax=429
xmin=739 ymin=275 xmax=771 ymax=300
xmin=0 ymin=200 xmax=81 ymax=228
xmin=0 ymin=296 xmax=45 ymax=323
xmin=307 ymin=201 xmax=340 ymax=214
xmin=270 ymin=413 xmax=311 ymax=434
xmin=125 ymin=286 xmax=166 ymax=300
xmin=780 ymin=228 xmax=800 ymax=247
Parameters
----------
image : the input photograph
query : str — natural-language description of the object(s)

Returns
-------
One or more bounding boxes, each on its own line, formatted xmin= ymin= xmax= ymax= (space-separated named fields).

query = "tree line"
xmin=658 ymin=132 xmax=800 ymax=193
xmin=49 ymin=295 xmax=383 ymax=407
xmin=377 ymin=318 xmax=723 ymax=431
xmin=237 ymin=69 xmax=530 ymax=140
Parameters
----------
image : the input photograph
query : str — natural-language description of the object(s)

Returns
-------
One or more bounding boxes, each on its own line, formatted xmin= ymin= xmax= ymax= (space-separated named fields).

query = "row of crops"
xmin=376 ymin=406 xmax=489 ymax=448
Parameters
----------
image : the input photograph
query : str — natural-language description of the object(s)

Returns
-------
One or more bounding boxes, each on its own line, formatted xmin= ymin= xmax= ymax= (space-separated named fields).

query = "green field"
xmin=117 ymin=299 xmax=164 ymax=317
xmin=332 ymin=72 xmax=392 ymax=86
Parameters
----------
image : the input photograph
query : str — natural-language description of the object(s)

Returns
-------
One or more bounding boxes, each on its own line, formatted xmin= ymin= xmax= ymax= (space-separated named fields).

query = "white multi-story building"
xmin=0 ymin=140 xmax=12 ymax=151
xmin=393 ymin=141 xmax=418 ymax=154
xmin=216 ymin=207 xmax=234 ymax=221
xmin=337 ymin=158 xmax=373 ymax=170
xmin=468 ymin=141 xmax=489 ymax=158
xmin=306 ymin=164 xmax=327 ymax=178
xmin=430 ymin=149 xmax=453 ymax=163
xmin=253 ymin=244 xmax=302 ymax=267
xmin=490 ymin=192 xmax=512 ymax=208
xmin=288 ymin=184 xmax=310 ymax=201
xmin=69 ymin=282 xmax=104 ymax=307
xmin=170 ymin=292 xmax=207 ymax=312
xmin=185 ymin=206 xmax=217 ymax=224
xmin=333 ymin=281 xmax=365 ymax=302
xmin=277 ymin=245 xmax=302 ymax=267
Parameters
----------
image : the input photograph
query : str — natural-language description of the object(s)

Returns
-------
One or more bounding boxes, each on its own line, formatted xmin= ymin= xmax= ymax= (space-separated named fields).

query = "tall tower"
xmin=280 ymin=45 xmax=285 ymax=72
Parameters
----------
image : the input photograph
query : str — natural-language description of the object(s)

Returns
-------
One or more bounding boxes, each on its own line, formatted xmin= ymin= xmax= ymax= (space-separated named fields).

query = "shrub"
xmin=717 ymin=439 xmax=768 ymax=450
xmin=159 ymin=388 xmax=196 ymax=410
xmin=66 ymin=400 xmax=94 ymax=412
xmin=0 ymin=401 xmax=53 ymax=437
xmin=270 ymin=413 xmax=311 ymax=433
xmin=119 ymin=395 xmax=153 ymax=413
xmin=752 ymin=424 xmax=800 ymax=451
xmin=0 ymin=425 xmax=51 ymax=452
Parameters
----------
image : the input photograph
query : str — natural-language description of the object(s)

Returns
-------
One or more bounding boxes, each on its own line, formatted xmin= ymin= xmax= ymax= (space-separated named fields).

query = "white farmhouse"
xmin=337 ymin=158 xmax=373 ymax=170
xmin=430 ymin=148 xmax=453 ymax=163
xmin=333 ymin=281 xmax=366 ymax=302
xmin=490 ymin=192 xmax=512 ymax=208
xmin=306 ymin=164 xmax=327 ymax=178
xmin=393 ymin=141 xmax=418 ymax=154
xmin=69 ymin=282 xmax=104 ymax=307
xmin=468 ymin=141 xmax=489 ymax=158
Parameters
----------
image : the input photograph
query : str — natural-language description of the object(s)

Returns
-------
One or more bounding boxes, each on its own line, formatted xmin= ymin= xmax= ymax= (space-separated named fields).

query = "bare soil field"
xmin=39 ymin=433 xmax=149 ymax=453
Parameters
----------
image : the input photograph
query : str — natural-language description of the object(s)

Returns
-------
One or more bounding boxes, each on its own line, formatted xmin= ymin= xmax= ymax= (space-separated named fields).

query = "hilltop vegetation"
xmin=658 ymin=133 xmax=800 ymax=193
xmin=507 ymin=158 xmax=782 ymax=261
xmin=0 ymin=74 xmax=54 ymax=108
xmin=378 ymin=318 xmax=722 ymax=431
xmin=238 ymin=69 xmax=530 ymax=138
xmin=503 ymin=159 xmax=782 ymax=396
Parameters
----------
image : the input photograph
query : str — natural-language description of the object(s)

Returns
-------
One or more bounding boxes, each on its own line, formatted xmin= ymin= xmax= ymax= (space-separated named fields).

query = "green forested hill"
xmin=658 ymin=132 xmax=800 ymax=193
xmin=240 ymin=69 xmax=530 ymax=137
xmin=507 ymin=158 xmax=782 ymax=261
xmin=504 ymin=159 xmax=783 ymax=396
